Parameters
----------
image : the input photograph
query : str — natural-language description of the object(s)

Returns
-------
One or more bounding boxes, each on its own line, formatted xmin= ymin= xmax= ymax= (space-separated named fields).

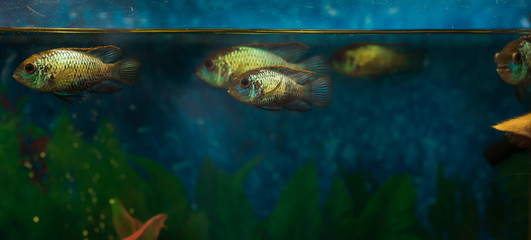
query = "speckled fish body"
xmin=330 ymin=42 xmax=425 ymax=78
xmin=13 ymin=45 xmax=141 ymax=104
xmin=196 ymin=42 xmax=328 ymax=89
xmin=228 ymin=66 xmax=333 ymax=112
xmin=494 ymin=35 xmax=531 ymax=102
xmin=18 ymin=49 xmax=112 ymax=92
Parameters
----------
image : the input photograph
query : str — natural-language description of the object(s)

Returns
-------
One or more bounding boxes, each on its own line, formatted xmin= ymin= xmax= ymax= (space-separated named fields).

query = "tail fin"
xmin=113 ymin=58 xmax=141 ymax=86
xmin=404 ymin=50 xmax=426 ymax=73
xmin=304 ymin=76 xmax=333 ymax=108
xmin=299 ymin=55 xmax=330 ymax=74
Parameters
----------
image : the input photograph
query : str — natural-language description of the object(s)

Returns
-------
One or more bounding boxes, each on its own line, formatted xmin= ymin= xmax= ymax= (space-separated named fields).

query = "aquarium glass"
xmin=1 ymin=1 xmax=531 ymax=240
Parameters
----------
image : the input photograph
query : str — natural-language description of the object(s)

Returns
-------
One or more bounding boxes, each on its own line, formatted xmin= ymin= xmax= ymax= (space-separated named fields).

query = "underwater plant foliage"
xmin=428 ymin=163 xmax=480 ymax=240
xmin=0 ymin=84 xmax=529 ymax=239
xmin=195 ymin=157 xmax=262 ymax=240
xmin=489 ymin=153 xmax=530 ymax=240
xmin=0 ymin=88 xmax=207 ymax=239
xmin=265 ymin=161 xmax=321 ymax=240
xmin=321 ymin=175 xmax=353 ymax=240
xmin=111 ymin=199 xmax=168 ymax=240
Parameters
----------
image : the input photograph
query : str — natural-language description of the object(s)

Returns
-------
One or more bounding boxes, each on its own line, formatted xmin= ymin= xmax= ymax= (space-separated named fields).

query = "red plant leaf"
xmin=123 ymin=214 xmax=168 ymax=240
xmin=112 ymin=200 xmax=144 ymax=239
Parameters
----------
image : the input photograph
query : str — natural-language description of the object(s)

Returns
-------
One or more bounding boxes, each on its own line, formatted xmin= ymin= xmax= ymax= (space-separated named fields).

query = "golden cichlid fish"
xmin=196 ymin=42 xmax=328 ymax=89
xmin=13 ymin=45 xmax=141 ymax=104
xmin=494 ymin=35 xmax=531 ymax=102
xmin=227 ymin=66 xmax=333 ymax=112
xmin=329 ymin=42 xmax=425 ymax=78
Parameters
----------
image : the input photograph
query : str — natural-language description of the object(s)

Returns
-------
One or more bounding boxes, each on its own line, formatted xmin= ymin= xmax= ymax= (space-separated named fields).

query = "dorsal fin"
xmin=238 ymin=42 xmax=309 ymax=62
xmin=261 ymin=65 xmax=316 ymax=85
xmin=59 ymin=45 xmax=122 ymax=63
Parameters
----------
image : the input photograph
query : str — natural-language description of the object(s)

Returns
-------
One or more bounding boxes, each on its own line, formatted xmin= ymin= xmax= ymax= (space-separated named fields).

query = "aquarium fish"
xmin=13 ymin=45 xmax=141 ymax=104
xmin=196 ymin=42 xmax=329 ymax=89
xmin=494 ymin=35 xmax=531 ymax=102
xmin=227 ymin=66 xmax=332 ymax=111
xmin=492 ymin=112 xmax=531 ymax=149
xmin=329 ymin=42 xmax=425 ymax=78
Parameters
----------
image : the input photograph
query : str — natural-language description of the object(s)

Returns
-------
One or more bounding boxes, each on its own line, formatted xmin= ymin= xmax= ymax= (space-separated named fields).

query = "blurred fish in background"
xmin=329 ymin=42 xmax=426 ymax=78
xmin=12 ymin=45 xmax=141 ymax=104
xmin=494 ymin=35 xmax=531 ymax=102
xmin=196 ymin=42 xmax=328 ymax=89
xmin=227 ymin=66 xmax=332 ymax=111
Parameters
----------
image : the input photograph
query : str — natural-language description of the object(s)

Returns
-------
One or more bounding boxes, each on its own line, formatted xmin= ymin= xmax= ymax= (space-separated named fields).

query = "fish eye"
xmin=240 ymin=78 xmax=250 ymax=88
xmin=205 ymin=60 xmax=215 ymax=71
xmin=513 ymin=52 xmax=522 ymax=64
xmin=24 ymin=63 xmax=35 ymax=74
xmin=494 ymin=53 xmax=499 ymax=63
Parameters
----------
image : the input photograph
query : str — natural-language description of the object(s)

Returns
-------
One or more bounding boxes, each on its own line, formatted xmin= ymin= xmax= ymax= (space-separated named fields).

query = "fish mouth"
xmin=496 ymin=65 xmax=512 ymax=73
xmin=12 ymin=73 xmax=21 ymax=82
xmin=195 ymin=70 xmax=203 ymax=79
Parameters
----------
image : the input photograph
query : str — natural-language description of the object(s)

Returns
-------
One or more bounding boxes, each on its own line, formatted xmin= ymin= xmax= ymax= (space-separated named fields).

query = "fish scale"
xmin=253 ymin=70 xmax=302 ymax=106
xmin=222 ymin=47 xmax=299 ymax=75
xmin=35 ymin=50 xmax=112 ymax=92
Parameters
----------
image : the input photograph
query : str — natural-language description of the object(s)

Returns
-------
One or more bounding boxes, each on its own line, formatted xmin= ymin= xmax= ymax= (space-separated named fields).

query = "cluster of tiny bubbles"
xmin=62 ymin=111 xmax=118 ymax=239
xmin=77 ymin=186 xmax=110 ymax=239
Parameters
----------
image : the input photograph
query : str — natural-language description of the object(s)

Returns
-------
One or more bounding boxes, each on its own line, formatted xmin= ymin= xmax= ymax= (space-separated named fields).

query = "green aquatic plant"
xmin=44 ymin=111 xmax=207 ymax=240
xmin=0 ymin=92 xmax=206 ymax=239
xmin=488 ymin=153 xmax=530 ymax=240
xmin=428 ymin=163 xmax=479 ymax=240
xmin=2 ymin=83 xmax=528 ymax=240
xmin=265 ymin=161 xmax=321 ymax=240
xmin=195 ymin=157 xmax=262 ymax=240
xmin=320 ymin=175 xmax=353 ymax=240
xmin=321 ymin=163 xmax=427 ymax=240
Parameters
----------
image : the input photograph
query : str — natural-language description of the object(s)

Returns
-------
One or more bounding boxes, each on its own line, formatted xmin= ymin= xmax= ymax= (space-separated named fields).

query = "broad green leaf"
xmin=196 ymin=157 xmax=261 ymax=240
xmin=265 ymin=161 xmax=321 ymax=240
xmin=356 ymin=175 xmax=420 ymax=239
xmin=321 ymin=175 xmax=354 ymax=240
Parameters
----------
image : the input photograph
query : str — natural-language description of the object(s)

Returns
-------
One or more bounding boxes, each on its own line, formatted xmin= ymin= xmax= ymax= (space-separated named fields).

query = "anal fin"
xmin=87 ymin=81 xmax=123 ymax=94
xmin=257 ymin=105 xmax=283 ymax=111
xmin=282 ymin=100 xmax=312 ymax=112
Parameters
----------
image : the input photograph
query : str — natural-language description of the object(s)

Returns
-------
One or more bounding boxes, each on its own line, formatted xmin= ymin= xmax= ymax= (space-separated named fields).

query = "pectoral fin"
xmin=515 ymin=86 xmax=528 ymax=103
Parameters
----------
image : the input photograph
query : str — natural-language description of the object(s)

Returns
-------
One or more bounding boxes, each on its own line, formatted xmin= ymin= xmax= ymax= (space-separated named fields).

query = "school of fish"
xmin=13 ymin=36 xmax=531 ymax=160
